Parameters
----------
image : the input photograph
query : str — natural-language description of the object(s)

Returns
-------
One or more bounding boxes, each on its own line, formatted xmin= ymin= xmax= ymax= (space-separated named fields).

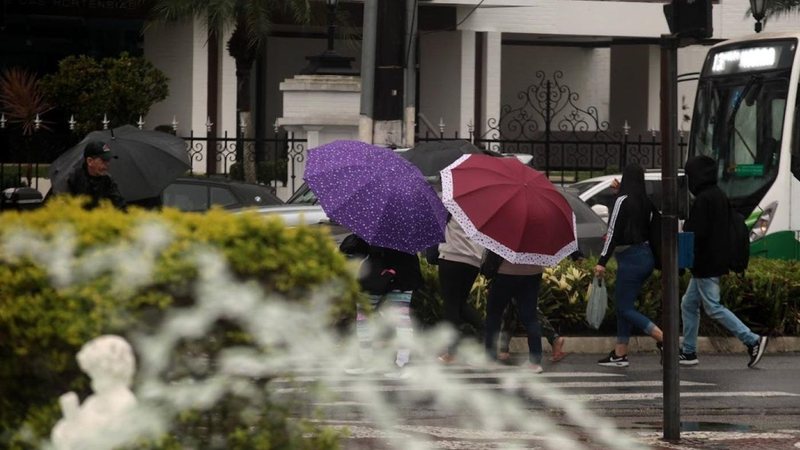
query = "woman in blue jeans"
xmin=594 ymin=164 xmax=664 ymax=367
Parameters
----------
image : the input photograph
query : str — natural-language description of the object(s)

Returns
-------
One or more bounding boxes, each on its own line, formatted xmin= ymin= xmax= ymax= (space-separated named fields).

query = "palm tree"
xmin=763 ymin=0 xmax=800 ymax=20
xmin=149 ymin=0 xmax=312 ymax=182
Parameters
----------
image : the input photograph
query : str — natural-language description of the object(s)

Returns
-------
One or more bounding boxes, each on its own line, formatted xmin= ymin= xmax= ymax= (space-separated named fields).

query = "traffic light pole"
xmin=660 ymin=33 xmax=681 ymax=442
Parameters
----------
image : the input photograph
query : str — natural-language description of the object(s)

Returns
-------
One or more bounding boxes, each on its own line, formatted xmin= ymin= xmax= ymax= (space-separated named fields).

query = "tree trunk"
xmin=228 ymin=19 xmax=258 ymax=184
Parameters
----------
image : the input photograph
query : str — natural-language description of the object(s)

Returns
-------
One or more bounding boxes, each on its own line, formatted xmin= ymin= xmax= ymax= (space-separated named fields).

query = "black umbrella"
xmin=49 ymin=125 xmax=191 ymax=201
xmin=400 ymin=140 xmax=499 ymax=177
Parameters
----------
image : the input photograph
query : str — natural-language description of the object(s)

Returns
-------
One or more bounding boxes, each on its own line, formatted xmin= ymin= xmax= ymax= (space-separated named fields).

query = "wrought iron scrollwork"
xmin=480 ymin=71 xmax=621 ymax=143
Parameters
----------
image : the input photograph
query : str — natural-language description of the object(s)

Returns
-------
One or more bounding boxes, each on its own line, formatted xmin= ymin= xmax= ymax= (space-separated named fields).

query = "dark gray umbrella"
xmin=400 ymin=140 xmax=499 ymax=177
xmin=49 ymin=125 xmax=191 ymax=201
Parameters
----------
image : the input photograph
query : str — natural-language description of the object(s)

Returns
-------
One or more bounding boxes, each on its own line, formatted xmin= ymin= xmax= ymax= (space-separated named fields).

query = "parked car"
xmin=557 ymin=187 xmax=607 ymax=257
xmin=569 ymin=170 xmax=688 ymax=222
xmin=160 ymin=177 xmax=283 ymax=212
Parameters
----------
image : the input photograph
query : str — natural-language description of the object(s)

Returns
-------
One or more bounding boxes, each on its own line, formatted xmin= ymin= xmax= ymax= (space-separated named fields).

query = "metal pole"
xmin=404 ymin=0 xmax=418 ymax=147
xmin=660 ymin=33 xmax=681 ymax=442
xmin=359 ymin=0 xmax=378 ymax=143
xmin=327 ymin=3 xmax=336 ymax=52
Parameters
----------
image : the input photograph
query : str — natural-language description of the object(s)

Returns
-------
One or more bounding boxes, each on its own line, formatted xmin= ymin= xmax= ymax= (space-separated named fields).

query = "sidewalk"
xmin=508 ymin=336 xmax=800 ymax=355
xmin=636 ymin=430 xmax=800 ymax=450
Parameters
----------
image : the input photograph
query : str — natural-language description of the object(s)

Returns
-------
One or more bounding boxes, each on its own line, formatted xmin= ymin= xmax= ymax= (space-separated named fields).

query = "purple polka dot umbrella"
xmin=305 ymin=140 xmax=448 ymax=254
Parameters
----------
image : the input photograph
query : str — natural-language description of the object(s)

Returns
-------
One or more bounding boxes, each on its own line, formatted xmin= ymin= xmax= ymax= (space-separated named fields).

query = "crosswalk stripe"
xmin=312 ymin=390 xmax=799 ymax=406
xmin=273 ymin=371 xmax=624 ymax=383
xmin=563 ymin=391 xmax=800 ymax=402
xmin=277 ymin=380 xmax=712 ymax=394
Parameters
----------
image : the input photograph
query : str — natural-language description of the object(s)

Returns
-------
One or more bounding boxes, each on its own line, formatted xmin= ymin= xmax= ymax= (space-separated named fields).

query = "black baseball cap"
xmin=84 ymin=141 xmax=115 ymax=161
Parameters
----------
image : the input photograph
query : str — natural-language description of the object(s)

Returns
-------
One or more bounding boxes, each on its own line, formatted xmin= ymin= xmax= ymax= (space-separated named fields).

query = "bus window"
xmin=732 ymin=101 xmax=757 ymax=166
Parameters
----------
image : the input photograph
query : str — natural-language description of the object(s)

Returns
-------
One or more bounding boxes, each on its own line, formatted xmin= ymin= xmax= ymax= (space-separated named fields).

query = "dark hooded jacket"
xmin=598 ymin=164 xmax=655 ymax=266
xmin=66 ymin=164 xmax=127 ymax=210
xmin=683 ymin=155 xmax=730 ymax=277
xmin=339 ymin=234 xmax=423 ymax=295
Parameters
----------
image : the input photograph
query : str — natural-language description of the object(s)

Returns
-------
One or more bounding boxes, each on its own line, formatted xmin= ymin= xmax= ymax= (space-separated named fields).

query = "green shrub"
xmin=411 ymin=257 xmax=800 ymax=338
xmin=0 ymin=198 xmax=357 ymax=449
xmin=39 ymin=53 xmax=168 ymax=134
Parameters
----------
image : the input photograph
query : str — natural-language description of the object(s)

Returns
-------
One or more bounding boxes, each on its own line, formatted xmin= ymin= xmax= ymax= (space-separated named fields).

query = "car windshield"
xmin=287 ymin=183 xmax=318 ymax=205
xmin=570 ymin=180 xmax=604 ymax=197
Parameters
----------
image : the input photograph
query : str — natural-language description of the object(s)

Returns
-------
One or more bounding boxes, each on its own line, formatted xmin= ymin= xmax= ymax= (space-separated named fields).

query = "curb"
xmin=508 ymin=336 xmax=800 ymax=354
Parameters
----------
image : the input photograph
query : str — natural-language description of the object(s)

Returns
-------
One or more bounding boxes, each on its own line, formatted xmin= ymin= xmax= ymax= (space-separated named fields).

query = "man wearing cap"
xmin=66 ymin=140 xmax=126 ymax=210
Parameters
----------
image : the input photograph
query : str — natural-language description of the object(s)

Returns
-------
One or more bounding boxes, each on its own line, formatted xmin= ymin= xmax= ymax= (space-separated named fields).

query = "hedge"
xmin=0 ymin=198 xmax=359 ymax=449
xmin=412 ymin=257 xmax=800 ymax=338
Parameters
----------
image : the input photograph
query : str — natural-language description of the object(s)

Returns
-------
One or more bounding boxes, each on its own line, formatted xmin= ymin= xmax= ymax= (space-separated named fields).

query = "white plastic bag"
xmin=585 ymin=276 xmax=608 ymax=330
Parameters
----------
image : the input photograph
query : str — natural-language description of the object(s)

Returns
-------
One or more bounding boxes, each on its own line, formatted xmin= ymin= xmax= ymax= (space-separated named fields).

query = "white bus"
xmin=689 ymin=32 xmax=800 ymax=260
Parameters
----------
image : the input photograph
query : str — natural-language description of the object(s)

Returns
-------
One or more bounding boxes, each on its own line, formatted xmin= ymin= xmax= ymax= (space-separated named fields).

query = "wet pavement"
xmin=289 ymin=353 xmax=800 ymax=449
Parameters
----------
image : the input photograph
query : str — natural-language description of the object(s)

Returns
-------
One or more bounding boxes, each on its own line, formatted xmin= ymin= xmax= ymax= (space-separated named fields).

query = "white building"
xmin=142 ymin=0 xmax=800 ymax=175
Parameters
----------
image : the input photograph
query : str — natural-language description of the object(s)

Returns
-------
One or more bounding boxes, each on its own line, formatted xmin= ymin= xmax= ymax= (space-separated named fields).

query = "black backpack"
xmin=728 ymin=206 xmax=750 ymax=274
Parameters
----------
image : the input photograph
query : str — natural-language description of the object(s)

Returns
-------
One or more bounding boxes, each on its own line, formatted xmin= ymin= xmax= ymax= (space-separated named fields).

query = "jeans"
xmin=680 ymin=277 xmax=758 ymax=354
xmin=614 ymin=243 xmax=656 ymax=344
xmin=499 ymin=304 xmax=559 ymax=353
xmin=485 ymin=273 xmax=543 ymax=364
xmin=356 ymin=291 xmax=414 ymax=367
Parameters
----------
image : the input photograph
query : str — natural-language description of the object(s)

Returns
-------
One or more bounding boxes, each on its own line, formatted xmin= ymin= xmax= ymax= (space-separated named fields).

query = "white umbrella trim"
xmin=440 ymin=154 xmax=579 ymax=267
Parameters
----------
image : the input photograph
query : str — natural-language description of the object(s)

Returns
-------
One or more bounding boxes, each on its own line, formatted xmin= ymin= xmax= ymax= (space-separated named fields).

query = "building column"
xmin=144 ymin=17 xmax=208 ymax=173
xmin=609 ymin=44 xmax=652 ymax=137
xmin=459 ymin=30 xmax=476 ymax=139
xmin=481 ymin=32 xmax=502 ymax=140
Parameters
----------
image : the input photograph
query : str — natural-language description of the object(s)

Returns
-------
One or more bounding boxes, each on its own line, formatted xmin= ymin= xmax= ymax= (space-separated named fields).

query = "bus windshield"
xmin=689 ymin=40 xmax=795 ymax=212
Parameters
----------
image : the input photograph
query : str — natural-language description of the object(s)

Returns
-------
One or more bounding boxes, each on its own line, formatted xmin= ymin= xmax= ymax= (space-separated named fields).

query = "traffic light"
xmin=663 ymin=0 xmax=712 ymax=39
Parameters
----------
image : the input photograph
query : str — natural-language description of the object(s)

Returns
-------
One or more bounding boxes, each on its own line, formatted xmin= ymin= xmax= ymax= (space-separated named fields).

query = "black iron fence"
xmin=0 ymin=128 xmax=78 ymax=192
xmin=0 ymin=126 xmax=307 ymax=195
xmin=418 ymin=129 xmax=688 ymax=183
xmin=418 ymin=71 xmax=688 ymax=183
xmin=182 ymin=131 xmax=307 ymax=193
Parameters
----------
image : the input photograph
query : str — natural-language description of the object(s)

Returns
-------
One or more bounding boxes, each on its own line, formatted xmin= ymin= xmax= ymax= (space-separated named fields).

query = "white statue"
xmin=51 ymin=335 xmax=137 ymax=450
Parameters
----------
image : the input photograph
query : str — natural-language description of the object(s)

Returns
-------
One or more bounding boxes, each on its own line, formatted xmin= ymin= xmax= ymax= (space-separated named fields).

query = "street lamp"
xmin=750 ymin=0 xmax=766 ymax=33
xmin=300 ymin=0 xmax=357 ymax=75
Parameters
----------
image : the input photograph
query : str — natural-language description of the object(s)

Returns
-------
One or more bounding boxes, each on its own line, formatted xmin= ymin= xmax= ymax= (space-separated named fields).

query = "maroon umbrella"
xmin=440 ymin=154 xmax=577 ymax=266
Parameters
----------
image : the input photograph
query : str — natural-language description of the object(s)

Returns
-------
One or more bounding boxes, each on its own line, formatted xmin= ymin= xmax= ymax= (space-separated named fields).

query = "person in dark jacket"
xmin=679 ymin=156 xmax=768 ymax=368
xmin=340 ymin=234 xmax=422 ymax=377
xmin=595 ymin=163 xmax=663 ymax=367
xmin=66 ymin=141 xmax=126 ymax=210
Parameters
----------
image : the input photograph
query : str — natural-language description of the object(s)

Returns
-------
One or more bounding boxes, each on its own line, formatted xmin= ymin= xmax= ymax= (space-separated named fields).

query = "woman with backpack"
xmin=340 ymin=234 xmax=422 ymax=377
xmin=595 ymin=163 xmax=664 ymax=367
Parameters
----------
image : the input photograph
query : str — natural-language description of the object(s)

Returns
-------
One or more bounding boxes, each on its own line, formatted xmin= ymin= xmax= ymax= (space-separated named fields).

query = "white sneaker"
xmin=528 ymin=363 xmax=544 ymax=374
xmin=383 ymin=365 xmax=413 ymax=379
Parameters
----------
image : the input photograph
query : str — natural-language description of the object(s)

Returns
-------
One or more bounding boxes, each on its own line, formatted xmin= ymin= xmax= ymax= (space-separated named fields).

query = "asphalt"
xmin=506 ymin=336 xmax=800 ymax=449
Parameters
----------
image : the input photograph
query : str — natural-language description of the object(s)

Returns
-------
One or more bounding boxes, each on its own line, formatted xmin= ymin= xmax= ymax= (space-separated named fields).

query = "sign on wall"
xmin=7 ymin=0 xmax=150 ymax=18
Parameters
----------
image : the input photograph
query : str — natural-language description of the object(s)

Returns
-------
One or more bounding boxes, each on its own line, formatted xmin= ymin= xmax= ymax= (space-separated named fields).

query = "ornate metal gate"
xmin=418 ymin=71 xmax=686 ymax=181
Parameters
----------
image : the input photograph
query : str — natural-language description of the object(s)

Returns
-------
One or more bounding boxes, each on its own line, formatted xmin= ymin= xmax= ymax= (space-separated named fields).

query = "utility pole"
xmin=359 ymin=0 xmax=378 ymax=143
xmin=660 ymin=0 xmax=712 ymax=442
xmin=660 ymin=32 xmax=680 ymax=442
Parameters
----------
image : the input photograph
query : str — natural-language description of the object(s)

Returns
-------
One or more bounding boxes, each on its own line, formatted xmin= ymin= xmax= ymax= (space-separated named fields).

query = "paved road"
xmin=278 ymin=353 xmax=800 ymax=449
